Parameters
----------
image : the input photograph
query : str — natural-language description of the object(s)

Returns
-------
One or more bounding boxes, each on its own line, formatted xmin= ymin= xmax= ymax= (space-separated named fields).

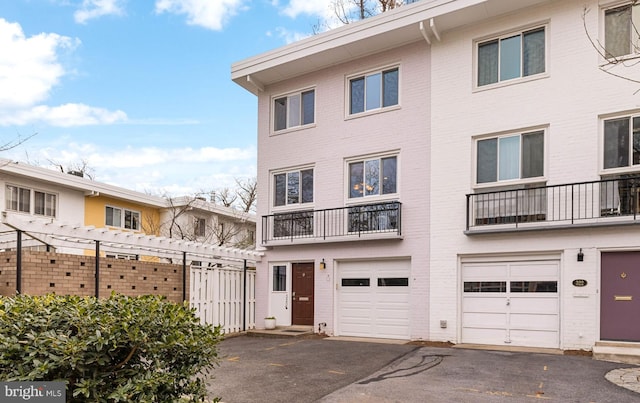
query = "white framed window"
xmin=476 ymin=26 xmax=546 ymax=87
xmin=476 ymin=130 xmax=545 ymax=185
xmin=34 ymin=191 xmax=57 ymax=217
xmin=603 ymin=114 xmax=640 ymax=170
xmin=348 ymin=154 xmax=398 ymax=199
xmin=604 ymin=2 xmax=640 ymax=58
xmin=105 ymin=206 xmax=140 ymax=230
xmin=194 ymin=217 xmax=206 ymax=237
xmin=348 ymin=66 xmax=399 ymax=115
xmin=273 ymin=167 xmax=314 ymax=207
xmin=5 ymin=185 xmax=57 ymax=217
xmin=6 ymin=185 xmax=31 ymax=213
xmin=273 ymin=88 xmax=315 ymax=132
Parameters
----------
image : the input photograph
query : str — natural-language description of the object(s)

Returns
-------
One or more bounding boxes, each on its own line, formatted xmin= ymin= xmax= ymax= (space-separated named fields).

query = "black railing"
xmin=262 ymin=201 xmax=402 ymax=244
xmin=466 ymin=176 xmax=640 ymax=231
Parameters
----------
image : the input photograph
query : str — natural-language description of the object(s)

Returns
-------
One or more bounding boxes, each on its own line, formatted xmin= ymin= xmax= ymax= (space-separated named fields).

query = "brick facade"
xmin=0 ymin=251 xmax=188 ymax=303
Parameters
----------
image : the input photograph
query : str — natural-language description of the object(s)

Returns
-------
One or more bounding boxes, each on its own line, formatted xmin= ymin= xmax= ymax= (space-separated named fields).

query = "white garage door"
xmin=337 ymin=260 xmax=410 ymax=339
xmin=462 ymin=260 xmax=559 ymax=348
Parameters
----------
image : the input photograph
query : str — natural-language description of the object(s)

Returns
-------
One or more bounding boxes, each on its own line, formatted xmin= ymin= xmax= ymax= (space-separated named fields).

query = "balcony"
xmin=466 ymin=176 xmax=640 ymax=234
xmin=262 ymin=201 xmax=402 ymax=245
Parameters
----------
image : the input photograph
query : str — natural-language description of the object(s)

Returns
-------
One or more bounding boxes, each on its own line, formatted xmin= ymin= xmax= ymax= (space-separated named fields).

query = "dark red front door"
xmin=601 ymin=252 xmax=640 ymax=341
xmin=292 ymin=262 xmax=314 ymax=326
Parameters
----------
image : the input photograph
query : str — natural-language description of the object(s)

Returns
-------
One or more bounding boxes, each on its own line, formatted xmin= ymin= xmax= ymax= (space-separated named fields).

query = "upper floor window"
xmin=6 ymin=185 xmax=57 ymax=217
xmin=605 ymin=3 xmax=640 ymax=58
xmin=476 ymin=130 xmax=544 ymax=184
xmin=274 ymin=168 xmax=314 ymax=207
xmin=349 ymin=155 xmax=397 ymax=198
xmin=105 ymin=206 xmax=140 ymax=230
xmin=34 ymin=191 xmax=57 ymax=217
xmin=604 ymin=114 xmax=640 ymax=169
xmin=6 ymin=185 xmax=30 ymax=213
xmin=477 ymin=26 xmax=545 ymax=87
xmin=194 ymin=217 xmax=206 ymax=237
xmin=349 ymin=67 xmax=399 ymax=115
xmin=273 ymin=89 xmax=315 ymax=132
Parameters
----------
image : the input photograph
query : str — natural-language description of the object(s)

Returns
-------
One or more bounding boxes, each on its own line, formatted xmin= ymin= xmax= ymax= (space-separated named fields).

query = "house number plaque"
xmin=572 ymin=279 xmax=587 ymax=287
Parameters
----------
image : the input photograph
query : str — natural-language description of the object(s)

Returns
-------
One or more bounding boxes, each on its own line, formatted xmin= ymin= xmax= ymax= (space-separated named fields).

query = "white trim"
xmin=344 ymin=151 xmax=400 ymax=205
xmin=270 ymin=86 xmax=317 ymax=135
xmin=344 ymin=64 xmax=401 ymax=119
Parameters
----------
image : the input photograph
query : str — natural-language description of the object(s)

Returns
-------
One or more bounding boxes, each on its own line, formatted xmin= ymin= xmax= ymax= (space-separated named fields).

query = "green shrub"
xmin=0 ymin=293 xmax=222 ymax=402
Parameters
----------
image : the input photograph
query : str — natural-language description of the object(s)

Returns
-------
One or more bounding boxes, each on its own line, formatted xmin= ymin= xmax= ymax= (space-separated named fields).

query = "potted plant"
xmin=264 ymin=316 xmax=276 ymax=330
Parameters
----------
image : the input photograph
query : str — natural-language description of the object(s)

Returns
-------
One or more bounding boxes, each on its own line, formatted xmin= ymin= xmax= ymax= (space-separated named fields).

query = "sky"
xmin=0 ymin=0 xmax=342 ymax=197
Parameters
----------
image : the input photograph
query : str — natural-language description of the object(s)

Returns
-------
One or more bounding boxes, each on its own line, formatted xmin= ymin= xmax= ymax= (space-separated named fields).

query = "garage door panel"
xmin=463 ymin=264 xmax=508 ymax=279
xmin=510 ymin=329 xmax=558 ymax=348
xmin=463 ymin=312 xmax=507 ymax=328
xmin=462 ymin=327 xmax=506 ymax=344
xmin=463 ymin=297 xmax=506 ymax=312
xmin=509 ymin=263 xmax=558 ymax=278
xmin=510 ymin=313 xmax=559 ymax=330
xmin=510 ymin=297 xmax=557 ymax=313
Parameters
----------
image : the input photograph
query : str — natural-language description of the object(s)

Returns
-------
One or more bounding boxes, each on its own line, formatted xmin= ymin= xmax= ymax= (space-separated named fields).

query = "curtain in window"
xmin=478 ymin=40 xmax=498 ymax=86
xmin=498 ymin=136 xmax=520 ymax=181
xmin=288 ymin=94 xmax=301 ymax=128
xmin=383 ymin=69 xmax=398 ymax=107
xmin=302 ymin=90 xmax=315 ymax=125
xmin=274 ymin=97 xmax=287 ymax=131
xmin=604 ymin=118 xmax=630 ymax=169
xmin=18 ymin=188 xmax=30 ymax=213
xmin=522 ymin=131 xmax=544 ymax=178
xmin=605 ymin=6 xmax=631 ymax=58
xmin=523 ymin=28 xmax=545 ymax=76
xmin=500 ymin=35 xmax=521 ymax=81
xmin=365 ymin=73 xmax=381 ymax=110
xmin=477 ymin=138 xmax=497 ymax=183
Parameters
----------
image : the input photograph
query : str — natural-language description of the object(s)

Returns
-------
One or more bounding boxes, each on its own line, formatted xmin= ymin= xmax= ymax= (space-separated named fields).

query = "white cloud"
xmin=281 ymin=0 xmax=333 ymax=19
xmin=0 ymin=19 xmax=78 ymax=109
xmin=0 ymin=104 xmax=127 ymax=127
xmin=154 ymin=0 xmax=244 ymax=31
xmin=74 ymin=0 xmax=126 ymax=24
xmin=270 ymin=26 xmax=311 ymax=44
xmin=0 ymin=19 xmax=128 ymax=127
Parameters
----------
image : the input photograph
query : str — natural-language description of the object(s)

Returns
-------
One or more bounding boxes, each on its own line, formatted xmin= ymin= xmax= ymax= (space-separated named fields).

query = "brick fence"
xmin=0 ymin=250 xmax=187 ymax=303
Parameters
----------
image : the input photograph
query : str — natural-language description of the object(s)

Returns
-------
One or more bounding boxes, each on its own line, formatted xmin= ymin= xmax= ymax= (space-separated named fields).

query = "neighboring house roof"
xmin=0 ymin=158 xmax=166 ymax=208
xmin=169 ymin=196 xmax=257 ymax=224
xmin=231 ymin=0 xmax=549 ymax=94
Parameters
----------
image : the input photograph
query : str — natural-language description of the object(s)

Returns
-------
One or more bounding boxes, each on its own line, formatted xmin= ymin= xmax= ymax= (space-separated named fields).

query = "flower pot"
xmin=264 ymin=317 xmax=276 ymax=330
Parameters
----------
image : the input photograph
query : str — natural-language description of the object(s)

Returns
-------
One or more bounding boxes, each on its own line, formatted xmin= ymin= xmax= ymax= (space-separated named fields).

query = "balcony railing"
xmin=262 ymin=201 xmax=402 ymax=244
xmin=466 ymin=176 xmax=640 ymax=232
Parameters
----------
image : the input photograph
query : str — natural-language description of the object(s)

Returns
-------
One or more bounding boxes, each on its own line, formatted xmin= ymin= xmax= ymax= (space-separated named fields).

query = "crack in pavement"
xmin=357 ymin=354 xmax=448 ymax=385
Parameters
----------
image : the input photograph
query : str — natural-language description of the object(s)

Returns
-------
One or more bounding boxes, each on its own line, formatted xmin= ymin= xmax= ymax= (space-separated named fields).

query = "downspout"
xmin=95 ymin=240 xmax=100 ymax=298
xmin=243 ymin=259 xmax=247 ymax=331
xmin=16 ymin=229 xmax=22 ymax=294
xmin=183 ymin=252 xmax=187 ymax=303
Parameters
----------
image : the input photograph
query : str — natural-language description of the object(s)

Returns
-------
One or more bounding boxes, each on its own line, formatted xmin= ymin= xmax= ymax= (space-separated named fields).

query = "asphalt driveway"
xmin=205 ymin=336 xmax=639 ymax=403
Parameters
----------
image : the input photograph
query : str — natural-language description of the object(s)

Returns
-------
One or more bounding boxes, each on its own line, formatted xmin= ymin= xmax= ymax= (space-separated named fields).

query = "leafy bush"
xmin=0 ymin=293 xmax=222 ymax=402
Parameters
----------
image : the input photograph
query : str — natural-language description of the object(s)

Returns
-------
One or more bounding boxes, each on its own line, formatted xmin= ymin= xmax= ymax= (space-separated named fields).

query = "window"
xmin=274 ymin=89 xmax=315 ymax=131
xmin=603 ymin=115 xmax=640 ymax=169
xmin=105 ymin=206 xmax=140 ymax=230
xmin=194 ymin=218 xmax=206 ymax=237
xmin=34 ymin=191 xmax=56 ymax=217
xmin=476 ymin=130 xmax=544 ymax=184
xmin=378 ymin=277 xmax=409 ymax=286
xmin=342 ymin=278 xmax=370 ymax=287
xmin=605 ymin=3 xmax=640 ymax=58
xmin=274 ymin=168 xmax=313 ymax=207
xmin=6 ymin=185 xmax=30 ymax=213
xmin=273 ymin=265 xmax=287 ymax=291
xmin=349 ymin=67 xmax=399 ymax=115
xmin=477 ymin=27 xmax=545 ymax=86
xmin=349 ymin=156 xmax=397 ymax=198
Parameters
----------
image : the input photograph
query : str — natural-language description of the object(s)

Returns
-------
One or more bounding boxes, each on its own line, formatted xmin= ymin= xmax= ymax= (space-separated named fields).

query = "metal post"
xmin=182 ymin=252 xmax=187 ymax=303
xmin=243 ymin=259 xmax=247 ymax=331
xmin=95 ymin=240 xmax=100 ymax=298
xmin=16 ymin=230 xmax=22 ymax=294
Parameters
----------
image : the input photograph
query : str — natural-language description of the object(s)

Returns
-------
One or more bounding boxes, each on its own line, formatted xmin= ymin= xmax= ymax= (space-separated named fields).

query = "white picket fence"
xmin=190 ymin=265 xmax=256 ymax=334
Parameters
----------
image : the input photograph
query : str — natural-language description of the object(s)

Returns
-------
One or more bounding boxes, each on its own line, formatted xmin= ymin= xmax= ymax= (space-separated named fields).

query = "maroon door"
xmin=601 ymin=252 xmax=640 ymax=341
xmin=292 ymin=262 xmax=314 ymax=326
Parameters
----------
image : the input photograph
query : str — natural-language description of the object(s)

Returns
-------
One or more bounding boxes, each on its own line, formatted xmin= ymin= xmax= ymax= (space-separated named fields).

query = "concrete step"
xmin=593 ymin=341 xmax=640 ymax=365
xmin=247 ymin=326 xmax=314 ymax=339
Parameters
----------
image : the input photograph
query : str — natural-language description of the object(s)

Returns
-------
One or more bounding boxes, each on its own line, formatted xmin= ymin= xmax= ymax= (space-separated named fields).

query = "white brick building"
xmin=232 ymin=0 xmax=640 ymax=352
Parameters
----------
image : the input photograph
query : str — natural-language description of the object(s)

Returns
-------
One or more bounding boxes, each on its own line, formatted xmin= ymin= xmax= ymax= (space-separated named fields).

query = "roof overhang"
xmin=231 ymin=0 xmax=551 ymax=95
